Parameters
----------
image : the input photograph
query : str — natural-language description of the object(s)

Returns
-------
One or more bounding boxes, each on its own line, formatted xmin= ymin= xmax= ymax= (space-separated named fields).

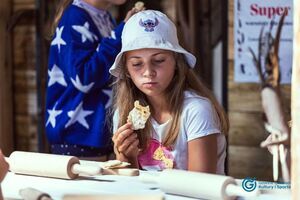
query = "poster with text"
xmin=234 ymin=0 xmax=293 ymax=83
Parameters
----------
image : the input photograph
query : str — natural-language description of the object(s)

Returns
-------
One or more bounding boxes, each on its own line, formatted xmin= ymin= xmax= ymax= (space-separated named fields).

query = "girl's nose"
xmin=143 ymin=65 xmax=156 ymax=78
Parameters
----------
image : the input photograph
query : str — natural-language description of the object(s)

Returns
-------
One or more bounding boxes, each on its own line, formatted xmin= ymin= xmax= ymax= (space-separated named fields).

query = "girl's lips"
xmin=143 ymin=82 xmax=157 ymax=88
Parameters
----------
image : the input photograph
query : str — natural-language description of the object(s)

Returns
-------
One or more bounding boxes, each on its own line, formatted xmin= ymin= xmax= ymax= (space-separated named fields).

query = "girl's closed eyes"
xmin=131 ymin=61 xmax=143 ymax=67
xmin=130 ymin=59 xmax=165 ymax=68
xmin=153 ymin=58 xmax=165 ymax=65
xmin=127 ymin=54 xmax=169 ymax=68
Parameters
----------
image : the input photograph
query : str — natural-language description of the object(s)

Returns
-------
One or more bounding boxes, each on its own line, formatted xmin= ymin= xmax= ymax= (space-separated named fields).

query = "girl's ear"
xmin=124 ymin=69 xmax=131 ymax=79
xmin=124 ymin=66 xmax=131 ymax=79
xmin=121 ymin=57 xmax=131 ymax=79
xmin=125 ymin=73 xmax=131 ymax=79
xmin=120 ymin=72 xmax=131 ymax=80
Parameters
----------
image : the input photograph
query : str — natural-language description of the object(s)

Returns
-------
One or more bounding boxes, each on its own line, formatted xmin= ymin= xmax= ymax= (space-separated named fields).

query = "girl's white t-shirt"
xmin=113 ymin=91 xmax=227 ymax=174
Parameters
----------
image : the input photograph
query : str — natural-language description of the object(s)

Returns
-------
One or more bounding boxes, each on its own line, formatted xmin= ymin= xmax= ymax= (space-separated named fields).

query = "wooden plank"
xmin=16 ymin=136 xmax=38 ymax=152
xmin=188 ymin=0 xmax=197 ymax=54
xmin=228 ymin=61 xmax=291 ymax=113
xmin=13 ymin=0 xmax=35 ymax=3
xmin=228 ymin=84 xmax=262 ymax=112
xmin=291 ymin=0 xmax=300 ymax=198
xmin=210 ymin=1 xmax=222 ymax=46
xmin=199 ymin=0 xmax=210 ymax=14
xmin=228 ymin=26 xmax=234 ymax=60
xmin=15 ymin=115 xmax=30 ymax=136
xmin=13 ymin=25 xmax=36 ymax=69
xmin=228 ymin=112 xmax=267 ymax=146
xmin=14 ymin=92 xmax=37 ymax=115
xmin=0 ymin=0 xmax=13 ymax=155
xmin=15 ymin=115 xmax=37 ymax=137
xmin=176 ymin=0 xmax=212 ymax=85
xmin=13 ymin=69 xmax=36 ymax=92
xmin=228 ymin=145 xmax=273 ymax=181
xmin=228 ymin=0 xmax=234 ymax=60
xmin=228 ymin=0 xmax=234 ymax=27
xmin=211 ymin=0 xmax=220 ymax=10
xmin=13 ymin=0 xmax=35 ymax=11
xmin=228 ymin=85 xmax=290 ymax=113
xmin=161 ymin=0 xmax=176 ymax=21
xmin=15 ymin=115 xmax=38 ymax=151
xmin=11 ymin=9 xmax=38 ymax=151
xmin=197 ymin=24 xmax=212 ymax=85
xmin=35 ymin=0 xmax=50 ymax=152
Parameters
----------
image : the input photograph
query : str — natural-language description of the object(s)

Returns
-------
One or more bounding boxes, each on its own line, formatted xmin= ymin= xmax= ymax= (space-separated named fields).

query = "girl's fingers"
xmin=114 ymin=128 xmax=134 ymax=146
xmin=113 ymin=123 xmax=135 ymax=155
xmin=118 ymin=133 xmax=138 ymax=152
xmin=124 ymin=8 xmax=135 ymax=22
xmin=114 ymin=123 xmax=132 ymax=137
xmin=124 ymin=6 xmax=145 ymax=22
xmin=123 ymin=139 xmax=139 ymax=156
xmin=113 ymin=123 xmax=132 ymax=142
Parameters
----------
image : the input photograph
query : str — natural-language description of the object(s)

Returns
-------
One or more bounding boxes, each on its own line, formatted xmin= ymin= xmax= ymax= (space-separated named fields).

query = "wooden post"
xmin=292 ymin=0 xmax=300 ymax=199
xmin=36 ymin=0 xmax=49 ymax=152
xmin=291 ymin=0 xmax=300 ymax=200
xmin=0 ymin=0 xmax=13 ymax=155
xmin=176 ymin=0 xmax=212 ymax=86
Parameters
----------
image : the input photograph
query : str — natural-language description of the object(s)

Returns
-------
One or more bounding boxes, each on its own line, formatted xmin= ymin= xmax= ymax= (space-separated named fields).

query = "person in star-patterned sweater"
xmin=46 ymin=0 xmax=138 ymax=159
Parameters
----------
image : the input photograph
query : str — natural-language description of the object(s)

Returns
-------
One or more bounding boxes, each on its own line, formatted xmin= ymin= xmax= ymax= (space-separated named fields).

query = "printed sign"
xmin=234 ymin=0 xmax=293 ymax=83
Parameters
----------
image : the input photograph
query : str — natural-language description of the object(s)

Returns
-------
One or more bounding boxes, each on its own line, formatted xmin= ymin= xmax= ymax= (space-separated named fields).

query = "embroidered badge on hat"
xmin=139 ymin=18 xmax=159 ymax=32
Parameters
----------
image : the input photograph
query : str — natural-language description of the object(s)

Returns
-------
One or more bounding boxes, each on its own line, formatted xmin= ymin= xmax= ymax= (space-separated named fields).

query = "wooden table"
xmin=1 ymin=172 xmax=291 ymax=200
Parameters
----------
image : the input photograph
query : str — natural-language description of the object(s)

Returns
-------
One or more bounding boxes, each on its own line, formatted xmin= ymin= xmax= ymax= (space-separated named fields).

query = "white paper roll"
xmin=7 ymin=151 xmax=80 ymax=179
xmin=140 ymin=169 xmax=259 ymax=200
xmin=160 ymin=170 xmax=237 ymax=200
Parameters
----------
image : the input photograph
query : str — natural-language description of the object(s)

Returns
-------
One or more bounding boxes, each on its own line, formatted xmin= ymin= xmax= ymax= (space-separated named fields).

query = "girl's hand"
xmin=124 ymin=6 xmax=145 ymax=22
xmin=112 ymin=123 xmax=139 ymax=164
xmin=0 ymin=150 xmax=9 ymax=182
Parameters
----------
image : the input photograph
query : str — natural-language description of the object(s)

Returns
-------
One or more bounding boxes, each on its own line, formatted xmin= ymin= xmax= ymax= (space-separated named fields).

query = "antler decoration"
xmin=248 ymin=11 xmax=290 ymax=182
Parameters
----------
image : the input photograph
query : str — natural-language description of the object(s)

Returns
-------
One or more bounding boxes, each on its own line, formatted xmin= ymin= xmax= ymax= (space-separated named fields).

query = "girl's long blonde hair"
xmin=50 ymin=0 xmax=73 ymax=37
xmin=113 ymin=53 xmax=229 ymax=151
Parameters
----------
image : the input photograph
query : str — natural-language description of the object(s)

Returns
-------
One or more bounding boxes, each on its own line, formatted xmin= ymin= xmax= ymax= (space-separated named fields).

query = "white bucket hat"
xmin=109 ymin=10 xmax=196 ymax=78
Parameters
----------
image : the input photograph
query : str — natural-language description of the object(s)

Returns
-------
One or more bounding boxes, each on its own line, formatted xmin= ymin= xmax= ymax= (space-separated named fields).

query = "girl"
xmin=46 ymin=0 xmax=141 ymax=160
xmin=110 ymin=10 xmax=229 ymax=174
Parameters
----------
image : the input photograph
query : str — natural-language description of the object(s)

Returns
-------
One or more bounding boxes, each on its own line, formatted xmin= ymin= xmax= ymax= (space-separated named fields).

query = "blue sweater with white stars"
xmin=46 ymin=4 xmax=124 ymax=148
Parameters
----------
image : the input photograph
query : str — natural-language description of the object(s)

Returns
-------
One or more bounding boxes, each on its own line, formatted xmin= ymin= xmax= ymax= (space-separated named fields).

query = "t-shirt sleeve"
xmin=184 ymin=99 xmax=221 ymax=141
xmin=112 ymin=109 xmax=119 ymax=134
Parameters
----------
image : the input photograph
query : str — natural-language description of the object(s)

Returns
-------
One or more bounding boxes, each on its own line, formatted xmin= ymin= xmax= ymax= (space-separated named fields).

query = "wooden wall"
xmin=12 ymin=0 xmax=38 ymax=152
xmin=227 ymin=0 xmax=291 ymax=181
xmin=0 ymin=0 xmax=13 ymax=156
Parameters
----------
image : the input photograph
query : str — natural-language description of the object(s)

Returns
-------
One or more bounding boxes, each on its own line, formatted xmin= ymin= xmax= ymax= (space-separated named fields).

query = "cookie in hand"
xmin=127 ymin=100 xmax=150 ymax=130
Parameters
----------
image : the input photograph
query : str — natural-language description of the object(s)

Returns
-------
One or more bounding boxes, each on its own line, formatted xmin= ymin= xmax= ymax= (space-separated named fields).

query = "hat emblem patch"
xmin=139 ymin=18 xmax=159 ymax=32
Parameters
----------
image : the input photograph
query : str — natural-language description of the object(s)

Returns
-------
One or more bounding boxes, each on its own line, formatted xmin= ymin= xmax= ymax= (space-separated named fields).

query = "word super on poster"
xmin=234 ymin=0 xmax=293 ymax=83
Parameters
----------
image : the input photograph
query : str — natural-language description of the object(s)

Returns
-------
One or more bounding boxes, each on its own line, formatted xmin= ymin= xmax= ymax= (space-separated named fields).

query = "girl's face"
xmin=125 ymin=48 xmax=176 ymax=98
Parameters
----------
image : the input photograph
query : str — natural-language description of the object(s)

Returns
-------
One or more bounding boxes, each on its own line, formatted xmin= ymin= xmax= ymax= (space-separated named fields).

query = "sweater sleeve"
xmin=51 ymin=6 xmax=124 ymax=90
